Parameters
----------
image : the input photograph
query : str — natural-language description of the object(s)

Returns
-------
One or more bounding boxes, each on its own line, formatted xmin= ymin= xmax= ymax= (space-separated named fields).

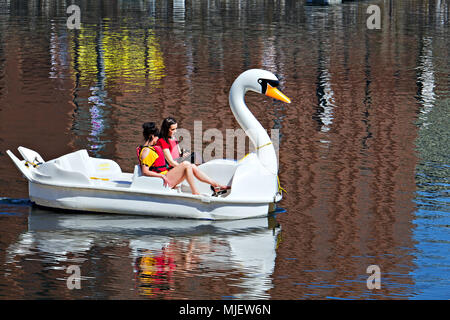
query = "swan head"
xmin=234 ymin=69 xmax=291 ymax=104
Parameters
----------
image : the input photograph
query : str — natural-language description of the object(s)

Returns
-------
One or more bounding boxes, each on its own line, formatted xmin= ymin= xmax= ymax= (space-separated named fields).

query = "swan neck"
xmin=229 ymin=81 xmax=278 ymax=175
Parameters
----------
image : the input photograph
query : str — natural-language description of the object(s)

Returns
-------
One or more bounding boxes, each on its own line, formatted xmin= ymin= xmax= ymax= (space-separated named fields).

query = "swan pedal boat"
xmin=6 ymin=69 xmax=291 ymax=220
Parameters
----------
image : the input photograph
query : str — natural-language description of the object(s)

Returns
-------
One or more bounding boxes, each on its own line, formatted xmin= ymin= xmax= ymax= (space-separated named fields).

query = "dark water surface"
xmin=0 ymin=0 xmax=449 ymax=299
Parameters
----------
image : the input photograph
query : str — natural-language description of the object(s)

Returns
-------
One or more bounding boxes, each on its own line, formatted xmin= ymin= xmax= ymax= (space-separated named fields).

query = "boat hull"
xmin=28 ymin=182 xmax=272 ymax=220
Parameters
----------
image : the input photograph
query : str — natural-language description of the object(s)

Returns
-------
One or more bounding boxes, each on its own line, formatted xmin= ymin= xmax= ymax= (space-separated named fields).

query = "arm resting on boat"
xmin=140 ymin=165 xmax=163 ymax=178
xmin=140 ymin=165 xmax=169 ymax=187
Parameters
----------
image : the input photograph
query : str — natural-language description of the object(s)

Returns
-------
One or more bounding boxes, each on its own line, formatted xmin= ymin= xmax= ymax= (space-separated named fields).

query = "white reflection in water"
xmin=317 ymin=66 xmax=336 ymax=134
xmin=417 ymin=36 xmax=436 ymax=129
xmin=87 ymin=25 xmax=107 ymax=154
xmin=173 ymin=0 xmax=186 ymax=23
xmin=6 ymin=208 xmax=281 ymax=299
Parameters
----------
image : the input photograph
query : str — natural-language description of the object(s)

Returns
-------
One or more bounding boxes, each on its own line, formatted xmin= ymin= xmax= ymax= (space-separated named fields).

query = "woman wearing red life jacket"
xmin=138 ymin=122 xmax=230 ymax=195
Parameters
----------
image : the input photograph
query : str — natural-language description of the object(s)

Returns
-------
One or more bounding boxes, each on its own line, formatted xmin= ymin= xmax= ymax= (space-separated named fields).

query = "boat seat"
xmin=130 ymin=165 xmax=165 ymax=190
xmin=54 ymin=150 xmax=95 ymax=175
xmin=52 ymin=150 xmax=123 ymax=179
xmin=18 ymin=146 xmax=45 ymax=165
xmin=131 ymin=165 xmax=181 ymax=192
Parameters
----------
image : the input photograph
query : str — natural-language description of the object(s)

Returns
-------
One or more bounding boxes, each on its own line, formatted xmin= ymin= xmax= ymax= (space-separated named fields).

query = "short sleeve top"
xmin=156 ymin=138 xmax=171 ymax=151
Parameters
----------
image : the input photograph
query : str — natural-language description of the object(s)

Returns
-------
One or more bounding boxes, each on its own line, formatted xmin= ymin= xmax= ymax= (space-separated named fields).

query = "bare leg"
xmin=184 ymin=164 xmax=199 ymax=195
xmin=165 ymin=162 xmax=200 ymax=195
xmin=191 ymin=164 xmax=228 ymax=189
xmin=165 ymin=163 xmax=186 ymax=187
xmin=190 ymin=164 xmax=216 ymax=186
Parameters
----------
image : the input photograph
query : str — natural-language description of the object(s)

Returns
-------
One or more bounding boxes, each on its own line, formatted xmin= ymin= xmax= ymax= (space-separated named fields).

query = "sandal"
xmin=210 ymin=185 xmax=231 ymax=197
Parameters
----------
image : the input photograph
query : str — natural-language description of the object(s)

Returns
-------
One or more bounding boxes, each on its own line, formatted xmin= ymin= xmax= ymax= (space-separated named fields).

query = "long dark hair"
xmin=142 ymin=122 xmax=159 ymax=142
xmin=159 ymin=117 xmax=177 ymax=144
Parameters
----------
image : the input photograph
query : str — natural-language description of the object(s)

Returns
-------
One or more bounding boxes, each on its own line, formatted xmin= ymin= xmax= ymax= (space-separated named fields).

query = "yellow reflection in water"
xmin=72 ymin=29 xmax=97 ymax=83
xmin=71 ymin=24 xmax=165 ymax=90
xmin=102 ymin=29 xmax=166 ymax=89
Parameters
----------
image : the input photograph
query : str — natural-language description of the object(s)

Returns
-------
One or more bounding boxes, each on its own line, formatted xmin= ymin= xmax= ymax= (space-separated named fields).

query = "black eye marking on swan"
xmin=258 ymin=79 xmax=280 ymax=94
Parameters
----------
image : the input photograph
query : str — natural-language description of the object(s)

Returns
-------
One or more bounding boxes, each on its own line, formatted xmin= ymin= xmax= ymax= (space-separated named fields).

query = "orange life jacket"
xmin=136 ymin=145 xmax=169 ymax=173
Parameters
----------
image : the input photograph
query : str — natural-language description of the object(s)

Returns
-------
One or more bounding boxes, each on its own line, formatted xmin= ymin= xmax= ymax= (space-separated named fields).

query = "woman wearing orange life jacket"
xmin=138 ymin=122 xmax=229 ymax=195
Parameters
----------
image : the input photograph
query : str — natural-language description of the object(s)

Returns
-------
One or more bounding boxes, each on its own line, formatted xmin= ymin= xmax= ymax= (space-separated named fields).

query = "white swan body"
xmin=6 ymin=70 xmax=290 ymax=220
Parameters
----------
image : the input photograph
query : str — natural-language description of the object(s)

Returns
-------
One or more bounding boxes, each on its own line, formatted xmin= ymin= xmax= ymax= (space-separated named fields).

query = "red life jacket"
xmin=156 ymin=138 xmax=182 ymax=169
xmin=136 ymin=145 xmax=169 ymax=173
xmin=169 ymin=139 xmax=181 ymax=161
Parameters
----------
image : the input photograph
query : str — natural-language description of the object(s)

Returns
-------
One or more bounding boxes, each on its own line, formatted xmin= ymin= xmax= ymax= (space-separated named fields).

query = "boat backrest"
xmin=133 ymin=164 xmax=142 ymax=176
xmin=131 ymin=165 xmax=166 ymax=190
xmin=54 ymin=150 xmax=95 ymax=176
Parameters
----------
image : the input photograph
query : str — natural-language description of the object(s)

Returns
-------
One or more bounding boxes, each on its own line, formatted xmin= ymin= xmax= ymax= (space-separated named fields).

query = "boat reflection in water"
xmin=6 ymin=206 xmax=282 ymax=299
